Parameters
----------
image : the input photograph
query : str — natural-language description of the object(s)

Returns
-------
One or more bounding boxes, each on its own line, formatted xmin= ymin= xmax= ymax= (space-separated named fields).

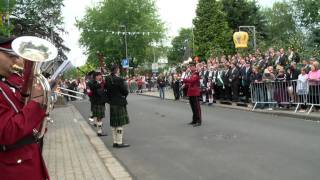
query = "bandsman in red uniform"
xmin=0 ymin=37 xmax=49 ymax=180
xmin=183 ymin=62 xmax=202 ymax=127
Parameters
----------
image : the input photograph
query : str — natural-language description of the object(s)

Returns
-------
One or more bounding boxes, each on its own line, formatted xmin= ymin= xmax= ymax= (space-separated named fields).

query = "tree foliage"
xmin=167 ymin=28 xmax=193 ymax=64
xmin=9 ymin=0 xmax=69 ymax=61
xmin=262 ymin=2 xmax=298 ymax=48
xmin=0 ymin=0 xmax=16 ymax=36
xmin=292 ymin=0 xmax=320 ymax=28
xmin=221 ymin=0 xmax=266 ymax=52
xmin=221 ymin=0 xmax=265 ymax=32
xmin=193 ymin=0 xmax=232 ymax=58
xmin=76 ymin=0 xmax=165 ymax=69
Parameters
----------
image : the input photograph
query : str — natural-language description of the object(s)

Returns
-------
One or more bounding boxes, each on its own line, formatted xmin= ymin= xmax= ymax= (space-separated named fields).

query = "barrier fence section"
xmin=250 ymin=80 xmax=320 ymax=114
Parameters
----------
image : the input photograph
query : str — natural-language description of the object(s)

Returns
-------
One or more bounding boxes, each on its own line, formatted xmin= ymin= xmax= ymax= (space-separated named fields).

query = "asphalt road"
xmin=72 ymin=95 xmax=320 ymax=180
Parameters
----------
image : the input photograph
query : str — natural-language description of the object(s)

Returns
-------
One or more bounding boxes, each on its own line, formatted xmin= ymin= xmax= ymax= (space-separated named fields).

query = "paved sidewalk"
xmin=141 ymin=90 xmax=320 ymax=120
xmin=43 ymin=105 xmax=131 ymax=180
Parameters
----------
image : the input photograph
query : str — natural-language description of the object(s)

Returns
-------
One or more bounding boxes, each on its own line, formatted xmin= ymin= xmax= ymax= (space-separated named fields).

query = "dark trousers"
xmin=189 ymin=96 xmax=202 ymax=124
xmin=224 ymin=85 xmax=232 ymax=101
xmin=214 ymin=86 xmax=223 ymax=99
xmin=173 ymin=82 xmax=180 ymax=100
xmin=243 ymin=85 xmax=251 ymax=103
xmin=231 ymin=82 xmax=239 ymax=102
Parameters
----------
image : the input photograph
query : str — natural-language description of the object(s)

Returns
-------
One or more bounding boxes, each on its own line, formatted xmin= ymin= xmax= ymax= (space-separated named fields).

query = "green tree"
xmin=193 ymin=0 xmax=232 ymax=59
xmin=221 ymin=0 xmax=266 ymax=52
xmin=76 ymin=0 xmax=165 ymax=69
xmin=261 ymin=2 xmax=300 ymax=49
xmin=292 ymin=0 xmax=320 ymax=28
xmin=10 ymin=0 xmax=69 ymax=61
xmin=0 ymin=0 xmax=16 ymax=36
xmin=167 ymin=28 xmax=193 ymax=64
xmin=292 ymin=0 xmax=320 ymax=59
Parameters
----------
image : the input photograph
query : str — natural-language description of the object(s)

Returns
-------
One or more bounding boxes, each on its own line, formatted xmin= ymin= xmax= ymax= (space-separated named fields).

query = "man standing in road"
xmin=105 ymin=65 xmax=130 ymax=148
xmin=183 ymin=62 xmax=202 ymax=127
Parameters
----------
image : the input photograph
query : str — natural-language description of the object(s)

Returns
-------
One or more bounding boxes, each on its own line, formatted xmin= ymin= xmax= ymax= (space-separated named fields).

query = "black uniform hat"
xmin=0 ymin=36 xmax=18 ymax=56
xmin=189 ymin=61 xmax=196 ymax=66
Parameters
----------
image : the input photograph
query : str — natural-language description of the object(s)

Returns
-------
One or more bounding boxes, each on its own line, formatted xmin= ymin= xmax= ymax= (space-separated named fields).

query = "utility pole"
xmin=7 ymin=0 xmax=10 ymax=36
xmin=192 ymin=25 xmax=195 ymax=57
xmin=120 ymin=25 xmax=128 ymax=60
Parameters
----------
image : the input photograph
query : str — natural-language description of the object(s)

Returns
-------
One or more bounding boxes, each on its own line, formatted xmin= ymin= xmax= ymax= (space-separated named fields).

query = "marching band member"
xmin=206 ymin=77 xmax=214 ymax=106
xmin=180 ymin=67 xmax=189 ymax=98
xmin=88 ymin=72 xmax=107 ymax=136
xmin=183 ymin=62 xmax=202 ymax=127
xmin=0 ymin=37 xmax=49 ymax=179
xmin=105 ymin=65 xmax=130 ymax=148
xmin=86 ymin=71 xmax=96 ymax=125
xmin=199 ymin=65 xmax=208 ymax=104
xmin=172 ymin=73 xmax=181 ymax=100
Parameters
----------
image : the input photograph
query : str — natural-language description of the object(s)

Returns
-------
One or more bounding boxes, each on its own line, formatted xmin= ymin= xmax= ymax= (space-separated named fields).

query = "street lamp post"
xmin=239 ymin=26 xmax=256 ymax=51
xmin=7 ymin=0 xmax=10 ymax=36
xmin=120 ymin=25 xmax=128 ymax=60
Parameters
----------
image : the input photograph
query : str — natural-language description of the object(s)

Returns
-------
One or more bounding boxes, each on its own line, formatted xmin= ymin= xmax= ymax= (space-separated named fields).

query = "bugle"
xmin=12 ymin=36 xmax=58 ymax=138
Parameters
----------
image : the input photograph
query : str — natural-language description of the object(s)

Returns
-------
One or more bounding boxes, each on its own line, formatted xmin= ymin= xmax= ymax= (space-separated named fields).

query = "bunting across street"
xmin=83 ymin=29 xmax=162 ymax=36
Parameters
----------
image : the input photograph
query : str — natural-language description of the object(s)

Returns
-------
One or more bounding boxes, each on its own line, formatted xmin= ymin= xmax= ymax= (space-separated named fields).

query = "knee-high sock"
xmin=97 ymin=121 xmax=103 ymax=134
xmin=209 ymin=96 xmax=213 ymax=103
xmin=116 ymin=127 xmax=124 ymax=144
xmin=202 ymin=94 xmax=206 ymax=102
xmin=111 ymin=127 xmax=117 ymax=144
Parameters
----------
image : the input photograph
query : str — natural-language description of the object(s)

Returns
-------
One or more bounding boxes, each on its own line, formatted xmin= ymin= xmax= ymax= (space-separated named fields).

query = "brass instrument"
xmin=56 ymin=87 xmax=84 ymax=100
xmin=12 ymin=36 xmax=58 ymax=138
xmin=11 ymin=64 xmax=24 ymax=74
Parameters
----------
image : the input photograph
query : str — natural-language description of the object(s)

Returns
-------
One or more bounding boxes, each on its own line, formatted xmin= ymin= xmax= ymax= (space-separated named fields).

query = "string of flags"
xmin=84 ymin=29 xmax=162 ymax=36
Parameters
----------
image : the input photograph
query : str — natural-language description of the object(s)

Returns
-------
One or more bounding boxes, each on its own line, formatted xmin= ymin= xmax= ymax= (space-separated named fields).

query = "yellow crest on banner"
xmin=233 ymin=31 xmax=249 ymax=48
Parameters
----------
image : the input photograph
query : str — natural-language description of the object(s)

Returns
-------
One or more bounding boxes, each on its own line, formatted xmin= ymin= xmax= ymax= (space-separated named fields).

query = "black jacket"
xmin=105 ymin=74 xmax=128 ymax=106
xmin=240 ymin=67 xmax=252 ymax=86
xmin=89 ymin=80 xmax=107 ymax=105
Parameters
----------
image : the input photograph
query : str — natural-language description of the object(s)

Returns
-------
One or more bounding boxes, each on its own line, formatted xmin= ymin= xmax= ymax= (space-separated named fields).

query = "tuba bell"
xmin=12 ymin=36 xmax=58 ymax=138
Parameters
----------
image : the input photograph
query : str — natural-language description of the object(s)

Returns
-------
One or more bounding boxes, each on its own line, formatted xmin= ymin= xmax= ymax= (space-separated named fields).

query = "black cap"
xmin=0 ymin=36 xmax=18 ymax=56
xmin=189 ymin=61 xmax=196 ymax=66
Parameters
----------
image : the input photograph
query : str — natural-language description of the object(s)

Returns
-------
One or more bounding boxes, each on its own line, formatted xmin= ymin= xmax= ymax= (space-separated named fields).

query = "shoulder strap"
xmin=0 ymin=87 xmax=19 ymax=113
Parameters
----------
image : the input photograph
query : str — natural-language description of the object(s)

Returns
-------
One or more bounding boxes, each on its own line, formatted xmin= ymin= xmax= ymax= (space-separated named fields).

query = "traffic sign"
xmin=122 ymin=58 xmax=129 ymax=68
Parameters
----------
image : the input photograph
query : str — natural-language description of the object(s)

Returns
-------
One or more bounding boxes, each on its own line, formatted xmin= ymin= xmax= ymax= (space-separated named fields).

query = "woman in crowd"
xmin=307 ymin=62 xmax=320 ymax=108
xmin=262 ymin=66 xmax=276 ymax=109
xmin=157 ymin=73 xmax=166 ymax=100
xmin=274 ymin=68 xmax=288 ymax=108
xmin=250 ymin=66 xmax=263 ymax=108
xmin=296 ymin=68 xmax=309 ymax=112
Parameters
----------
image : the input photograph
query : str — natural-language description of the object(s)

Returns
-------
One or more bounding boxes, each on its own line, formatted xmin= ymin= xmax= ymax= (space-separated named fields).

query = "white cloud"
xmin=62 ymin=0 xmax=277 ymax=66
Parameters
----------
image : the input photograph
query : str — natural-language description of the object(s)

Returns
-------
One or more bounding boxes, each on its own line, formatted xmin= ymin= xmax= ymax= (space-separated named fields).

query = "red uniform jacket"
xmin=183 ymin=72 xmax=201 ymax=97
xmin=0 ymin=74 xmax=49 ymax=180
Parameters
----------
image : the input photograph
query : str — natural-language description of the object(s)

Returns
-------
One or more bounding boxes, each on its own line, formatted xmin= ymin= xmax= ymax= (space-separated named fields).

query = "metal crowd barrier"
xmin=250 ymin=79 xmax=320 ymax=114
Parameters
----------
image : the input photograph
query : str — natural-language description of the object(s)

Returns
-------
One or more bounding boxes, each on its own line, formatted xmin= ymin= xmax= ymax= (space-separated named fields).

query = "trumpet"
xmin=55 ymin=87 xmax=84 ymax=100
xmin=12 ymin=36 xmax=58 ymax=138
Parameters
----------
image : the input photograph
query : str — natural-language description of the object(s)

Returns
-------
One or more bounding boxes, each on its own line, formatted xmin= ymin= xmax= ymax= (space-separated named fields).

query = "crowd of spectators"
xmin=125 ymin=47 xmax=319 ymax=112
xmin=58 ymin=47 xmax=319 ymax=112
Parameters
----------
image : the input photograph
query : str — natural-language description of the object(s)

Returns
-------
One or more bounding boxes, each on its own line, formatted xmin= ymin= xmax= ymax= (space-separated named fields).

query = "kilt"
xmin=92 ymin=104 xmax=105 ymax=118
xmin=110 ymin=105 xmax=129 ymax=127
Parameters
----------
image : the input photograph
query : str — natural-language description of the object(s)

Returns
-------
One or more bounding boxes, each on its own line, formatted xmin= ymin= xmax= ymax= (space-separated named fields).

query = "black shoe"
xmin=113 ymin=143 xmax=118 ymax=148
xmin=116 ymin=143 xmax=130 ymax=148
xmin=193 ymin=123 xmax=201 ymax=127
xmin=188 ymin=122 xmax=196 ymax=125
xmin=97 ymin=133 xmax=108 ymax=136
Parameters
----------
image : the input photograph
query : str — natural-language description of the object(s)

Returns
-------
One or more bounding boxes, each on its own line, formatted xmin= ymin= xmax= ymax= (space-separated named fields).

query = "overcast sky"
xmin=62 ymin=0 xmax=277 ymax=66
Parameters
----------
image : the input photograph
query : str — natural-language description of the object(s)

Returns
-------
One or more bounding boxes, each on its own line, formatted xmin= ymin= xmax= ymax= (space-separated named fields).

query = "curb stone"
xmin=70 ymin=105 xmax=133 ymax=180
